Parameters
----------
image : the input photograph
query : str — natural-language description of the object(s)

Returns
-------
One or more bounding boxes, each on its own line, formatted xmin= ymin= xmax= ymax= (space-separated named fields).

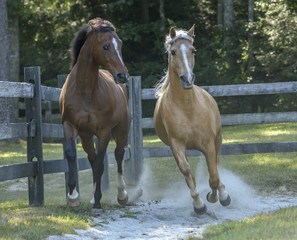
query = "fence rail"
xmin=131 ymin=79 xmax=297 ymax=162
xmin=0 ymin=66 xmax=297 ymax=207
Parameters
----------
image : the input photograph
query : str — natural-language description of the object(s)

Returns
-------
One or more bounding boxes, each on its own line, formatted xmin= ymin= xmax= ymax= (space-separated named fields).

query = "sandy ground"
xmin=46 ymin=167 xmax=297 ymax=240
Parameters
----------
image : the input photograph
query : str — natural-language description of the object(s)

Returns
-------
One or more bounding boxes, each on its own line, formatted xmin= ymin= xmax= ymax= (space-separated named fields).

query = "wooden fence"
xmin=0 ymin=66 xmax=297 ymax=207
xmin=0 ymin=66 xmax=142 ymax=206
xmin=133 ymin=80 xmax=297 ymax=158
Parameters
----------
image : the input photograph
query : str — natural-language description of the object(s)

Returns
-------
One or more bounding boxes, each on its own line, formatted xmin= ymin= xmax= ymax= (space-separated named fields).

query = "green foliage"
xmin=7 ymin=0 xmax=297 ymax=112
xmin=254 ymin=0 xmax=297 ymax=82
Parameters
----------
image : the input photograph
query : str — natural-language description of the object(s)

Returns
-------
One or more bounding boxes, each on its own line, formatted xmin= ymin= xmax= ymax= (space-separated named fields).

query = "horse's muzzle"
xmin=180 ymin=74 xmax=195 ymax=89
xmin=114 ymin=72 xmax=130 ymax=84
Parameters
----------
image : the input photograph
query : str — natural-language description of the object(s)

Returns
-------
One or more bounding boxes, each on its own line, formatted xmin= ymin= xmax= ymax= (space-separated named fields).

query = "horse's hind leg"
xmin=205 ymin=146 xmax=231 ymax=206
xmin=80 ymin=133 xmax=96 ymax=205
xmin=115 ymin=145 xmax=129 ymax=206
xmin=63 ymin=121 xmax=79 ymax=207
xmin=171 ymin=140 xmax=206 ymax=215
xmin=113 ymin=127 xmax=129 ymax=206
xmin=93 ymin=132 xmax=110 ymax=213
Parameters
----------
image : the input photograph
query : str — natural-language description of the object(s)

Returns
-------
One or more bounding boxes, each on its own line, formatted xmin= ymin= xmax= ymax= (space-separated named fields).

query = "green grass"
xmin=0 ymin=122 xmax=297 ymax=239
xmin=0 ymin=200 xmax=91 ymax=240
xmin=142 ymin=122 xmax=297 ymax=194
xmin=193 ymin=206 xmax=297 ymax=240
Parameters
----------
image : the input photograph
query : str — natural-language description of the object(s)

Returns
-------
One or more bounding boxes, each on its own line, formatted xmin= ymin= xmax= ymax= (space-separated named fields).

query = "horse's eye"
xmin=103 ymin=45 xmax=109 ymax=51
xmin=171 ymin=50 xmax=176 ymax=56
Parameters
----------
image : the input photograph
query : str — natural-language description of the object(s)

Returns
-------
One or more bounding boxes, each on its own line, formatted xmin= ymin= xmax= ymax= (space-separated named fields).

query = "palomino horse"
xmin=154 ymin=25 xmax=231 ymax=214
xmin=59 ymin=18 xmax=130 ymax=215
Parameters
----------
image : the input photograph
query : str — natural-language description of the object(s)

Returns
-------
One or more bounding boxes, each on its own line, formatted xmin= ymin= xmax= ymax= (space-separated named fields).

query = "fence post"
xmin=25 ymin=66 xmax=44 ymax=206
xmin=127 ymin=76 xmax=143 ymax=185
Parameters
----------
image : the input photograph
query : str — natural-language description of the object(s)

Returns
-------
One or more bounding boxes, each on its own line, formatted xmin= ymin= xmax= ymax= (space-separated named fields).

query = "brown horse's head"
xmin=167 ymin=25 xmax=196 ymax=89
xmin=88 ymin=18 xmax=129 ymax=84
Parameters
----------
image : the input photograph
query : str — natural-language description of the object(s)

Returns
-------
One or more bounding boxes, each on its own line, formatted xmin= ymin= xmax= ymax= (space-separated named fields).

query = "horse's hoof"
xmin=117 ymin=195 xmax=129 ymax=206
xmin=220 ymin=195 xmax=231 ymax=206
xmin=194 ymin=204 xmax=207 ymax=215
xmin=127 ymin=188 xmax=143 ymax=205
xmin=91 ymin=208 xmax=103 ymax=216
xmin=206 ymin=192 xmax=218 ymax=203
xmin=67 ymin=196 xmax=80 ymax=207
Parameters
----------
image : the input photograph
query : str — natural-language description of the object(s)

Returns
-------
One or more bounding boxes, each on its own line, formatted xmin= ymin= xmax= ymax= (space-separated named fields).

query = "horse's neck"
xmin=74 ymin=40 xmax=100 ymax=92
xmin=168 ymin=68 xmax=195 ymax=106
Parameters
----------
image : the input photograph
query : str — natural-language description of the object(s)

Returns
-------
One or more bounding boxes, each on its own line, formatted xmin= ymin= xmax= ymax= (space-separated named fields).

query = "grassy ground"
xmin=0 ymin=122 xmax=296 ymax=239
xmin=192 ymin=207 xmax=297 ymax=240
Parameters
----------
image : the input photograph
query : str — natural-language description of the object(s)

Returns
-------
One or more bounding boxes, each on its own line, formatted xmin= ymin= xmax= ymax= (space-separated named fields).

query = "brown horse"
xmin=154 ymin=25 xmax=231 ymax=214
xmin=59 ymin=18 xmax=130 ymax=215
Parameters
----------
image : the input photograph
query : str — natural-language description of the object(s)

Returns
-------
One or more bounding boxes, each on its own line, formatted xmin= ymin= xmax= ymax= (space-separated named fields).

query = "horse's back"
xmin=154 ymin=85 xmax=222 ymax=151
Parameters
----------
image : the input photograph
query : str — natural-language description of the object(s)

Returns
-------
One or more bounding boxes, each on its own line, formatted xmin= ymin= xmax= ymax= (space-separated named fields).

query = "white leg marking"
xmin=117 ymin=173 xmax=128 ymax=200
xmin=68 ymin=188 xmax=79 ymax=200
xmin=90 ymin=183 xmax=96 ymax=204
xmin=112 ymin=37 xmax=125 ymax=66
xmin=219 ymin=187 xmax=229 ymax=201
xmin=190 ymin=188 xmax=204 ymax=209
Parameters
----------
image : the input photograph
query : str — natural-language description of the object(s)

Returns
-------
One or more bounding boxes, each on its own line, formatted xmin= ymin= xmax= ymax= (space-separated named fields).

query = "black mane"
xmin=70 ymin=19 xmax=116 ymax=69
xmin=70 ymin=25 xmax=89 ymax=69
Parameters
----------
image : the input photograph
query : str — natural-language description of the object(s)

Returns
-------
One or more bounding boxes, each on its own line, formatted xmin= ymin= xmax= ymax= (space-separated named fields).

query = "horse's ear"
xmin=89 ymin=18 xmax=100 ymax=32
xmin=170 ymin=27 xmax=176 ymax=39
xmin=187 ymin=24 xmax=195 ymax=38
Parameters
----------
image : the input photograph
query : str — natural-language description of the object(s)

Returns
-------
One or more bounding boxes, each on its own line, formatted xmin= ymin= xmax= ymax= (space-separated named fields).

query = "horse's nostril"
xmin=180 ymin=75 xmax=186 ymax=82
xmin=116 ymin=72 xmax=129 ymax=83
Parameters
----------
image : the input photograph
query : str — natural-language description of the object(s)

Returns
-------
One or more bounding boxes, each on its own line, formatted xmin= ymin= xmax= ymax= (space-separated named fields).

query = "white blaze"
xmin=180 ymin=44 xmax=192 ymax=79
xmin=112 ymin=37 xmax=124 ymax=66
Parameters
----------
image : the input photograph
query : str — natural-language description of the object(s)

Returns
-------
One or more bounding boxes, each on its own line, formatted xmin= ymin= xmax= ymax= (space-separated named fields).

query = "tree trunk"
xmin=9 ymin=14 xmax=20 ymax=120
xmin=8 ymin=14 xmax=19 ymax=83
xmin=141 ymin=0 xmax=149 ymax=23
xmin=0 ymin=0 xmax=14 ymax=123
xmin=247 ymin=0 xmax=254 ymax=79
xmin=224 ymin=0 xmax=235 ymax=65
xmin=159 ymin=0 xmax=165 ymax=31
xmin=224 ymin=0 xmax=235 ymax=31
xmin=217 ymin=0 xmax=224 ymax=28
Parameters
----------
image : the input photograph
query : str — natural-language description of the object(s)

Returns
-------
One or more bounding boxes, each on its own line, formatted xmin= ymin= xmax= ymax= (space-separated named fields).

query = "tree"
xmin=247 ymin=0 xmax=254 ymax=79
xmin=223 ymin=0 xmax=235 ymax=63
xmin=0 ymin=0 xmax=14 ymax=123
xmin=217 ymin=0 xmax=224 ymax=28
xmin=224 ymin=0 xmax=235 ymax=31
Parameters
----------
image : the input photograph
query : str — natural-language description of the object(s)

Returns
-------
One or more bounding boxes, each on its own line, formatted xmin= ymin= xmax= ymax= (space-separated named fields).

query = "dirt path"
xmin=47 ymin=169 xmax=297 ymax=240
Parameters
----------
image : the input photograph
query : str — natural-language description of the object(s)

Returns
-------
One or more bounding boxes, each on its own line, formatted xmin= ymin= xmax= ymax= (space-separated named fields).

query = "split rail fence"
xmin=0 ymin=66 xmax=297 ymax=206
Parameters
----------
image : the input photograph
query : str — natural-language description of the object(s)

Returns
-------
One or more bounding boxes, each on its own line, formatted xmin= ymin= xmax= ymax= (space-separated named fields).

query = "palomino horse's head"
xmin=89 ymin=18 xmax=129 ymax=84
xmin=167 ymin=25 xmax=196 ymax=89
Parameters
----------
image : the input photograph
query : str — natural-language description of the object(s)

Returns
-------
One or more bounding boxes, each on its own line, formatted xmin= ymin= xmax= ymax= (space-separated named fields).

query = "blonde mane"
xmin=155 ymin=29 xmax=194 ymax=98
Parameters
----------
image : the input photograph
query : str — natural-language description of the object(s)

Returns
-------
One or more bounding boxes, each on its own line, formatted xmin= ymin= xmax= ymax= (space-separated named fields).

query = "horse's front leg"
xmin=63 ymin=122 xmax=79 ymax=207
xmin=170 ymin=140 xmax=207 ymax=215
xmin=205 ymin=145 xmax=231 ymax=207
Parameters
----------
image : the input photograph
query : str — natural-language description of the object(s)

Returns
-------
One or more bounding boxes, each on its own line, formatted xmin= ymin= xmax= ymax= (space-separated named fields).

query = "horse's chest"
xmin=67 ymin=101 xmax=113 ymax=133
xmin=164 ymin=105 xmax=210 ymax=138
